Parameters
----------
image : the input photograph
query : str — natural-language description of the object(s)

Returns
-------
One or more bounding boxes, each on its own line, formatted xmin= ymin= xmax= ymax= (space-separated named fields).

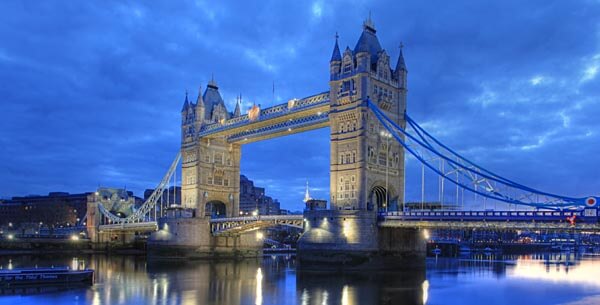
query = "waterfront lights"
xmin=252 ymin=210 xmax=258 ymax=217
xmin=70 ymin=235 xmax=80 ymax=241
xmin=7 ymin=234 xmax=14 ymax=240
xmin=342 ymin=219 xmax=352 ymax=237
xmin=256 ymin=232 xmax=264 ymax=240
xmin=8 ymin=222 xmax=12 ymax=227
xmin=423 ymin=229 xmax=430 ymax=240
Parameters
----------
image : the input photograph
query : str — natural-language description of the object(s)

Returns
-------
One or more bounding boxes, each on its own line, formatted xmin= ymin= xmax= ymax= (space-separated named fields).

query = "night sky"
xmin=1 ymin=1 xmax=599 ymax=211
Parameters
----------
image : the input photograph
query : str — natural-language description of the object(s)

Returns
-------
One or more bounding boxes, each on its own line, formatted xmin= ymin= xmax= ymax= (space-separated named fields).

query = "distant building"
xmin=0 ymin=192 xmax=90 ymax=230
xmin=239 ymin=175 xmax=280 ymax=215
xmin=306 ymin=199 xmax=327 ymax=211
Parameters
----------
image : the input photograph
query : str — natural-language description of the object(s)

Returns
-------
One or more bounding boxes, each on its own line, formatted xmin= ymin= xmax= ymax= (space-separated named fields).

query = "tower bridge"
xmin=87 ymin=17 xmax=600 ymax=267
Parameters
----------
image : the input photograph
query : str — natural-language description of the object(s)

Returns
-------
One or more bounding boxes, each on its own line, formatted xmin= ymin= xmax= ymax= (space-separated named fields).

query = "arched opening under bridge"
xmin=205 ymin=200 xmax=227 ymax=218
xmin=369 ymin=185 xmax=399 ymax=212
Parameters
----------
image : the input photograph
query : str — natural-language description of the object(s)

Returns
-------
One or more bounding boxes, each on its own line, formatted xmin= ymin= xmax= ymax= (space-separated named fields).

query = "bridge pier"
xmin=147 ymin=216 xmax=263 ymax=259
xmin=297 ymin=210 xmax=426 ymax=269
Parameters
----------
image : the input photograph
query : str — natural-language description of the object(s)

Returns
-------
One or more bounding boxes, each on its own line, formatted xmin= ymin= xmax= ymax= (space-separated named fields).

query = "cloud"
xmin=1 ymin=0 xmax=600 ymax=210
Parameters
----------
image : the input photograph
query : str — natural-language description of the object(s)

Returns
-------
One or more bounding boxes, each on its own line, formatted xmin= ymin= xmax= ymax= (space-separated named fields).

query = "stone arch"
xmin=205 ymin=200 xmax=227 ymax=218
xmin=369 ymin=183 xmax=397 ymax=212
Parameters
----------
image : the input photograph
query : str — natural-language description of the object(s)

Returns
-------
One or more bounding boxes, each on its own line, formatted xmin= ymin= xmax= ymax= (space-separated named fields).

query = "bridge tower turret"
xmin=329 ymin=33 xmax=342 ymax=80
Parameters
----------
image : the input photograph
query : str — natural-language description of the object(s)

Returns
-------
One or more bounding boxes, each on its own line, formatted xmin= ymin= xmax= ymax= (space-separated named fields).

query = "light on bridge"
xmin=70 ymin=235 xmax=80 ymax=241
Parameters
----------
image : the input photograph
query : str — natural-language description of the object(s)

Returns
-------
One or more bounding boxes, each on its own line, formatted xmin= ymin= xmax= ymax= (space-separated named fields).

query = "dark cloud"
xmin=1 ymin=1 xmax=599 ymax=210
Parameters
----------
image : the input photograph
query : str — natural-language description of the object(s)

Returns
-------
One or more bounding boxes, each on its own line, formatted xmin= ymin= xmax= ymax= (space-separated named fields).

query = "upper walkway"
xmin=196 ymin=92 xmax=330 ymax=144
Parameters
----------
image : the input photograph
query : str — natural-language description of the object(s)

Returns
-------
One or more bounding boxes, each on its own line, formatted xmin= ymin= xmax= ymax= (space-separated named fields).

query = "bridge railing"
xmin=380 ymin=209 xmax=598 ymax=223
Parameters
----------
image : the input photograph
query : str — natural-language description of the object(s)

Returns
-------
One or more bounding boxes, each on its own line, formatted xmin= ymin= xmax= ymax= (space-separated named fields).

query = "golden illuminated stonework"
xmin=248 ymin=104 xmax=261 ymax=121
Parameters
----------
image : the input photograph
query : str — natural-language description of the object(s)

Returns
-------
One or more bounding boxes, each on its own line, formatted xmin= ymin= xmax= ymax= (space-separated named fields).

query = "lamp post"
xmin=380 ymin=130 xmax=392 ymax=212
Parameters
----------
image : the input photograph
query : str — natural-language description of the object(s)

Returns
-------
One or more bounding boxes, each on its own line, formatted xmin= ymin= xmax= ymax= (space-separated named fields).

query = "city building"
xmin=0 ymin=192 xmax=90 ymax=232
xmin=239 ymin=175 xmax=280 ymax=215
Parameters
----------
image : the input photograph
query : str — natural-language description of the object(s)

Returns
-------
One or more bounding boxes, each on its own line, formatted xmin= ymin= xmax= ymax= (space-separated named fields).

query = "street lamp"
xmin=380 ymin=130 xmax=392 ymax=212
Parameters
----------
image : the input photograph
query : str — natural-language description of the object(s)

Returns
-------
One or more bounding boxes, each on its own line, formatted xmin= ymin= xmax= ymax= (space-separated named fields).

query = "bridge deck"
xmin=98 ymin=221 xmax=158 ymax=232
xmin=210 ymin=215 xmax=303 ymax=235
xmin=380 ymin=210 xmax=600 ymax=230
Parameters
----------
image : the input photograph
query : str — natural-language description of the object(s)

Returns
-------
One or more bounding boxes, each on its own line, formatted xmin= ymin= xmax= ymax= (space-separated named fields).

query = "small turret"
xmin=330 ymin=33 xmax=342 ymax=79
xmin=181 ymin=90 xmax=190 ymax=113
xmin=395 ymin=43 xmax=407 ymax=88
xmin=233 ymin=94 xmax=241 ymax=117
xmin=195 ymin=85 xmax=205 ymax=122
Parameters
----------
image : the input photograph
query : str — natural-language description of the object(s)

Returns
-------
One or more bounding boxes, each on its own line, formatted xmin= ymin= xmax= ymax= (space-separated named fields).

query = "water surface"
xmin=0 ymin=253 xmax=599 ymax=305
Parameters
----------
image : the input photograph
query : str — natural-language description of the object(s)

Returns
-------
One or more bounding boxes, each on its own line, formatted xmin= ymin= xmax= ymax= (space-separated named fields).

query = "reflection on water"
xmin=0 ymin=253 xmax=599 ymax=305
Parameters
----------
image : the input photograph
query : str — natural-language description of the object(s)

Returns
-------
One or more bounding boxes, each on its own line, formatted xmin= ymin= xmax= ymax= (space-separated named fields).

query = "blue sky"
xmin=1 ymin=1 xmax=599 ymax=211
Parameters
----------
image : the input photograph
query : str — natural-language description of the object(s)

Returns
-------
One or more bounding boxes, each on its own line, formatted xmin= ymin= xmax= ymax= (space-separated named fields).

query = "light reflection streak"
xmin=256 ymin=267 xmax=263 ymax=305
xmin=341 ymin=285 xmax=349 ymax=305
xmin=322 ymin=291 xmax=328 ymax=305
xmin=301 ymin=288 xmax=309 ymax=305
xmin=422 ymin=280 xmax=429 ymax=304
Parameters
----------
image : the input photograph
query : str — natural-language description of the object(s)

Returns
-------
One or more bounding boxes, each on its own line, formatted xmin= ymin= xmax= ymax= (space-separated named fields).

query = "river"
xmin=1 ymin=253 xmax=599 ymax=305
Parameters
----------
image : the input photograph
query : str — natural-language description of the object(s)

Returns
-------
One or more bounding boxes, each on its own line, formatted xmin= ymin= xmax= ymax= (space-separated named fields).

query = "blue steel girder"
xmin=197 ymin=92 xmax=330 ymax=143
xmin=366 ymin=99 xmax=599 ymax=210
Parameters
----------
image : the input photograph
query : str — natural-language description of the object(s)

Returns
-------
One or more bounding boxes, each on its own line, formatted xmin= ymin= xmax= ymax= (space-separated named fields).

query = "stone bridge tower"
xmin=298 ymin=17 xmax=424 ymax=269
xmin=329 ymin=16 xmax=407 ymax=212
xmin=180 ymin=79 xmax=242 ymax=218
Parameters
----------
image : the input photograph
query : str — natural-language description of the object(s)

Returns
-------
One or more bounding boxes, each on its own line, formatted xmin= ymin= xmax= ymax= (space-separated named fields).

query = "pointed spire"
xmin=395 ymin=42 xmax=407 ymax=72
xmin=233 ymin=94 xmax=241 ymax=117
xmin=181 ymin=90 xmax=190 ymax=112
xmin=303 ymin=180 xmax=312 ymax=203
xmin=330 ymin=32 xmax=342 ymax=62
xmin=196 ymin=84 xmax=205 ymax=107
